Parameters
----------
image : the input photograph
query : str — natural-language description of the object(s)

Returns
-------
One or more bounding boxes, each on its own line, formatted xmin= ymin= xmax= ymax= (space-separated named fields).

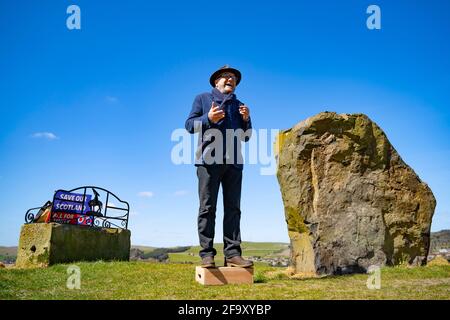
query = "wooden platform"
xmin=195 ymin=266 xmax=254 ymax=285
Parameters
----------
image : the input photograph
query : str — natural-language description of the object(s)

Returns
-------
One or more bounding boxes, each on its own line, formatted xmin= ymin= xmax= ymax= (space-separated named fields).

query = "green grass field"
xmin=1 ymin=262 xmax=449 ymax=300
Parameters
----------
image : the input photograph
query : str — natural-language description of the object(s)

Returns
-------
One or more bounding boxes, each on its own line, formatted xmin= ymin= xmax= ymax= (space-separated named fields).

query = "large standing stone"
xmin=16 ymin=223 xmax=131 ymax=268
xmin=275 ymin=112 xmax=435 ymax=275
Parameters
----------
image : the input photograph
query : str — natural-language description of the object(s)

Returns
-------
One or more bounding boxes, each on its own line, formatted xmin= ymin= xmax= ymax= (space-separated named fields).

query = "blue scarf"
xmin=211 ymin=88 xmax=236 ymax=109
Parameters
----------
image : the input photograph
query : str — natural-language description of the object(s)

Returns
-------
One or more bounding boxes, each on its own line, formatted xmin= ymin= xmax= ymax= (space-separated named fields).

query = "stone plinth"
xmin=16 ymin=223 xmax=131 ymax=268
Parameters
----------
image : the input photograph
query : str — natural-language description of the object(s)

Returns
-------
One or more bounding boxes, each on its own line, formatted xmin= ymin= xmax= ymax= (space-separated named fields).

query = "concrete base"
xmin=16 ymin=223 xmax=131 ymax=268
xmin=195 ymin=266 xmax=254 ymax=285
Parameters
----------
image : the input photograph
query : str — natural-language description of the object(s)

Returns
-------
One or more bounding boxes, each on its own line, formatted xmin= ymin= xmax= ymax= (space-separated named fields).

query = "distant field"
xmin=0 ymin=242 xmax=289 ymax=265
xmin=167 ymin=242 xmax=289 ymax=265
xmin=130 ymin=245 xmax=156 ymax=253
xmin=0 ymin=247 xmax=17 ymax=257
xmin=4 ymin=229 xmax=448 ymax=264
xmin=1 ymin=262 xmax=449 ymax=300
xmin=0 ymin=247 xmax=17 ymax=263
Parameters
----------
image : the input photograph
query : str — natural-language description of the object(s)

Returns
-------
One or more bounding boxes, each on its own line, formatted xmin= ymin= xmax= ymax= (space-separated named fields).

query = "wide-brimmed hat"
xmin=209 ymin=65 xmax=242 ymax=87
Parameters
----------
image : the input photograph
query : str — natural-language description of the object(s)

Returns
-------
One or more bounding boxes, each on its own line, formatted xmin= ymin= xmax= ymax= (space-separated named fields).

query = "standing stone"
xmin=275 ymin=112 xmax=436 ymax=275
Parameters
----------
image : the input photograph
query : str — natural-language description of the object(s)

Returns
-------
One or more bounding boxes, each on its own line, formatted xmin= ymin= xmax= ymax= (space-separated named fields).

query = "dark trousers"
xmin=197 ymin=164 xmax=243 ymax=259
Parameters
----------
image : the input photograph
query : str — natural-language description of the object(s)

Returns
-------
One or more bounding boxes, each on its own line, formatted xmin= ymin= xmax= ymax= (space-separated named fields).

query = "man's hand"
xmin=239 ymin=105 xmax=250 ymax=122
xmin=208 ymin=102 xmax=225 ymax=123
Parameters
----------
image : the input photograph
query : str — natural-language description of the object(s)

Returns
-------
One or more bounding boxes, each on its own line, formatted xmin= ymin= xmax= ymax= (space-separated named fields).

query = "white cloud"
xmin=174 ymin=190 xmax=189 ymax=196
xmin=130 ymin=211 xmax=139 ymax=216
xmin=31 ymin=132 xmax=58 ymax=140
xmin=105 ymin=96 xmax=119 ymax=103
xmin=138 ymin=191 xmax=154 ymax=198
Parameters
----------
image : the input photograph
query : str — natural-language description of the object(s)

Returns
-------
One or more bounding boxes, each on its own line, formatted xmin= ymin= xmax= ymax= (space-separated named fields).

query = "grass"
xmin=1 ymin=262 xmax=449 ymax=300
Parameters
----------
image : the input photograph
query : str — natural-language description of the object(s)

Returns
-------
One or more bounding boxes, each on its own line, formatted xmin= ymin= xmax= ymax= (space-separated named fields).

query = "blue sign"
xmin=53 ymin=191 xmax=92 ymax=215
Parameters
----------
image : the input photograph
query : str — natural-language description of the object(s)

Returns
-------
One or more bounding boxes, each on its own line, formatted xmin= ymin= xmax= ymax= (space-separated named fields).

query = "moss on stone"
xmin=274 ymin=129 xmax=293 ymax=159
xmin=289 ymin=231 xmax=316 ymax=274
xmin=285 ymin=207 xmax=308 ymax=234
xmin=36 ymin=247 xmax=50 ymax=264
xmin=372 ymin=122 xmax=389 ymax=166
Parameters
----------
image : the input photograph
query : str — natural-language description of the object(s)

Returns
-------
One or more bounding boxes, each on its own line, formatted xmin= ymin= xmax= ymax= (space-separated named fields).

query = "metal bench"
xmin=25 ymin=186 xmax=130 ymax=229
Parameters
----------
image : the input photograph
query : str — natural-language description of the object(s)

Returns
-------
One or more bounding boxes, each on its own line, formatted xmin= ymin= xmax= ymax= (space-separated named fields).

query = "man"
xmin=185 ymin=65 xmax=253 ymax=268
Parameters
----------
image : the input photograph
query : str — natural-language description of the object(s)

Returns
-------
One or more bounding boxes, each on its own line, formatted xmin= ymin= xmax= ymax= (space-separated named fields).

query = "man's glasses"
xmin=219 ymin=72 xmax=237 ymax=81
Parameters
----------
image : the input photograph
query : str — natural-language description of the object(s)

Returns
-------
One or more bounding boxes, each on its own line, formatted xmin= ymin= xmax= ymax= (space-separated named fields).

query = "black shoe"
xmin=201 ymin=256 xmax=215 ymax=268
xmin=224 ymin=256 xmax=253 ymax=268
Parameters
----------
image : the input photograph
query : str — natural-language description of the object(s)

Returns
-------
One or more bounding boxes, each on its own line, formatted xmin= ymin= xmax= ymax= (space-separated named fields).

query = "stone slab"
xmin=16 ymin=223 xmax=130 ymax=268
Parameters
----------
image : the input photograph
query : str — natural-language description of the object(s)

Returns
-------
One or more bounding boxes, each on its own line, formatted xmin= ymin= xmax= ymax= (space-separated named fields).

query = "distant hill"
xmin=2 ymin=230 xmax=449 ymax=264
xmin=0 ymin=246 xmax=17 ymax=256
xmin=129 ymin=242 xmax=290 ymax=265
xmin=164 ymin=242 xmax=290 ymax=266
xmin=0 ymin=246 xmax=17 ymax=264
xmin=430 ymin=230 xmax=450 ymax=253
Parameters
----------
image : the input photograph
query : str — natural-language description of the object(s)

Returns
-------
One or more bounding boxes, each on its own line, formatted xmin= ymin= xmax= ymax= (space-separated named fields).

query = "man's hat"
xmin=209 ymin=65 xmax=242 ymax=87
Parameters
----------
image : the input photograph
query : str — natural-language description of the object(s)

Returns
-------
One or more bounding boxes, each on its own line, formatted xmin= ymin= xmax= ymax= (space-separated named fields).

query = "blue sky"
xmin=0 ymin=0 xmax=449 ymax=247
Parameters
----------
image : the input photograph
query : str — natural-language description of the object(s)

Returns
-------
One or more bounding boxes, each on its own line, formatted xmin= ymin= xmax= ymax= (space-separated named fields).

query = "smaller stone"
xmin=16 ymin=223 xmax=131 ymax=268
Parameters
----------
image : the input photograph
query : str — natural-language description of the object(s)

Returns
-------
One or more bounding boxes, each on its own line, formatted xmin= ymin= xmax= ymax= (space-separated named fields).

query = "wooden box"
xmin=195 ymin=266 xmax=254 ymax=285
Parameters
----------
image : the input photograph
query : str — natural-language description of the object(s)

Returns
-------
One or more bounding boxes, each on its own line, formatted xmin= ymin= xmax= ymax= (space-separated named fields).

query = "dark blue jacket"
xmin=185 ymin=88 xmax=252 ymax=170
